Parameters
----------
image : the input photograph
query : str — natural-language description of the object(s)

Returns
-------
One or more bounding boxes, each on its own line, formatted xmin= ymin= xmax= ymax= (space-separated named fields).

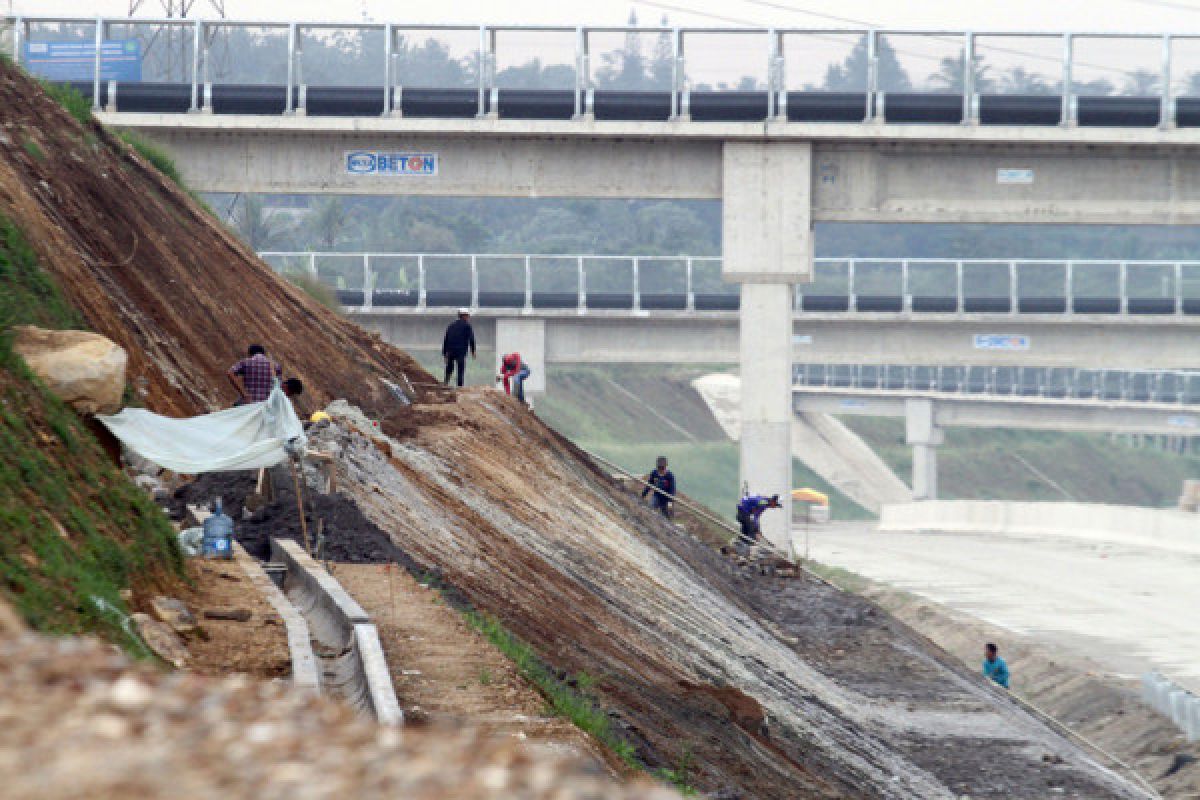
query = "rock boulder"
xmin=12 ymin=326 xmax=127 ymax=415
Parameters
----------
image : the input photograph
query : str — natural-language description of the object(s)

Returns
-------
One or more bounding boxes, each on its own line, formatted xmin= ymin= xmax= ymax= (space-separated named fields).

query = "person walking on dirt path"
xmin=228 ymin=344 xmax=282 ymax=405
xmin=735 ymin=493 xmax=781 ymax=549
xmin=497 ymin=351 xmax=531 ymax=403
xmin=442 ymin=308 xmax=476 ymax=388
xmin=641 ymin=456 xmax=676 ymax=517
xmin=983 ymin=643 xmax=1010 ymax=689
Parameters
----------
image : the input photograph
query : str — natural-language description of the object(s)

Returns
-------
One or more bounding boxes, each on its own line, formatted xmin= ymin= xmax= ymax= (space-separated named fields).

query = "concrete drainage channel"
xmin=265 ymin=538 xmax=403 ymax=726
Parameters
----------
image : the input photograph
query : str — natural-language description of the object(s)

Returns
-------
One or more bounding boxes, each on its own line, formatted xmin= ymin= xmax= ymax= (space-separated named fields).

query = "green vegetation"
xmin=116 ymin=129 xmax=184 ymax=185
xmin=654 ymin=746 xmax=699 ymax=796
xmin=463 ymin=609 xmax=640 ymax=769
xmin=844 ymin=417 xmax=1200 ymax=507
xmin=283 ymin=271 xmax=342 ymax=313
xmin=0 ymin=214 xmax=185 ymax=653
xmin=38 ymin=79 xmax=93 ymax=126
xmin=21 ymin=137 xmax=44 ymax=162
xmin=114 ymin=129 xmax=214 ymax=213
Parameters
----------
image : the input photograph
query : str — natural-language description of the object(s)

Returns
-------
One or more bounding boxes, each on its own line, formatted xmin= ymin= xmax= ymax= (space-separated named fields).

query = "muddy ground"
xmin=842 ymin=576 xmax=1200 ymax=799
xmin=176 ymin=559 xmax=291 ymax=680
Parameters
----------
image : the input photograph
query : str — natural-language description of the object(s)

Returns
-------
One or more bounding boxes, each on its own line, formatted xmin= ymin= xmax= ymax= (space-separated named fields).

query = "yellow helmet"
xmin=309 ymin=411 xmax=332 ymax=424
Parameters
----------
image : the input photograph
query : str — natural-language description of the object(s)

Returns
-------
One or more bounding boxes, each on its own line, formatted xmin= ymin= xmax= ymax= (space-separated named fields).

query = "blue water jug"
xmin=202 ymin=497 xmax=234 ymax=559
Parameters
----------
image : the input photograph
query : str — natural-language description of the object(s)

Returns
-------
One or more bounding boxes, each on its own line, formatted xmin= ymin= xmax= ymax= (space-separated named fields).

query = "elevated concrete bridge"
xmin=19 ymin=15 xmax=1200 ymax=551
xmin=793 ymin=385 xmax=1200 ymax=500
xmin=274 ymin=253 xmax=1200 ymax=371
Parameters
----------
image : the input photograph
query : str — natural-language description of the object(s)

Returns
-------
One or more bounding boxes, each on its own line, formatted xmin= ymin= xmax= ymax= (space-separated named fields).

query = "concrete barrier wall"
xmin=879 ymin=501 xmax=1200 ymax=555
xmin=271 ymin=539 xmax=402 ymax=725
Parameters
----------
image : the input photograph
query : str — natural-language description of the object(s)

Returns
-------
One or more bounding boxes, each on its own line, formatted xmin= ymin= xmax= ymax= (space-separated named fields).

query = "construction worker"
xmin=442 ymin=308 xmax=477 ymax=387
xmin=641 ymin=456 xmax=676 ymax=517
xmin=228 ymin=344 xmax=282 ymax=405
xmin=983 ymin=643 xmax=1011 ymax=689
xmin=497 ymin=351 xmax=531 ymax=403
xmin=735 ymin=493 xmax=782 ymax=548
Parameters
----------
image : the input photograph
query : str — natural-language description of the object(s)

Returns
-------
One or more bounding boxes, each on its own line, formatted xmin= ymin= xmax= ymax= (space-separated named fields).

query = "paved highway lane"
xmin=804 ymin=524 xmax=1200 ymax=693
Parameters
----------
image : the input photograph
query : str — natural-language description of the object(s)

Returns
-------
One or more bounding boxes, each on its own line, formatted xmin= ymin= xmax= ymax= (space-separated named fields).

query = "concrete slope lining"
xmin=692 ymin=372 xmax=910 ymax=511
xmin=271 ymin=538 xmax=402 ymax=726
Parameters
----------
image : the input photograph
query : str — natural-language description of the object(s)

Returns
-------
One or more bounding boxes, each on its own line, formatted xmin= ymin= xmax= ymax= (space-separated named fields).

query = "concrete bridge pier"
xmin=722 ymin=141 xmax=812 ymax=556
xmin=905 ymin=398 xmax=943 ymax=501
xmin=495 ymin=317 xmax=546 ymax=401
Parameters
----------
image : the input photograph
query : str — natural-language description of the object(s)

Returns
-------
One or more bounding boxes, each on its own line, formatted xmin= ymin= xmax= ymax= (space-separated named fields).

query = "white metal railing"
xmin=793 ymin=363 xmax=1200 ymax=405
xmin=4 ymin=17 xmax=1200 ymax=128
xmin=257 ymin=252 xmax=1200 ymax=316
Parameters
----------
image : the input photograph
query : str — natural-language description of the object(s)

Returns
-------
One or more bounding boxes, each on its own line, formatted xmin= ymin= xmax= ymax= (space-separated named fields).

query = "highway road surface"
xmin=804 ymin=523 xmax=1200 ymax=693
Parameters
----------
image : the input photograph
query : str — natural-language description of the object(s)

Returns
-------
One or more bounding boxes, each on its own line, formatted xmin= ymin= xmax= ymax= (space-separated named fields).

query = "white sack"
xmin=98 ymin=387 xmax=306 ymax=473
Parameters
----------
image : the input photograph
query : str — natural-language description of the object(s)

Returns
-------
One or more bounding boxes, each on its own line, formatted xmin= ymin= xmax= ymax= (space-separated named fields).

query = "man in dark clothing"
xmin=641 ymin=456 xmax=676 ymax=517
xmin=736 ymin=493 xmax=781 ymax=547
xmin=228 ymin=344 xmax=282 ymax=405
xmin=442 ymin=308 xmax=476 ymax=387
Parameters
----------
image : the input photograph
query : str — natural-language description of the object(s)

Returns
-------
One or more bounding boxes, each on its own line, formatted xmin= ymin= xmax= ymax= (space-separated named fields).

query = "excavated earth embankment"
xmin=0 ymin=58 xmax=430 ymax=418
xmin=0 ymin=58 xmax=1151 ymax=798
xmin=291 ymin=394 xmax=1146 ymax=799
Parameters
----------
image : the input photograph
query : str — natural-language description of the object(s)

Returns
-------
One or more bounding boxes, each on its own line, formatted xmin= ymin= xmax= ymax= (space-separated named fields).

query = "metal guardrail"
xmin=794 ymin=363 xmax=1200 ymax=405
xmin=5 ymin=17 xmax=1200 ymax=128
xmin=258 ymin=252 xmax=1200 ymax=316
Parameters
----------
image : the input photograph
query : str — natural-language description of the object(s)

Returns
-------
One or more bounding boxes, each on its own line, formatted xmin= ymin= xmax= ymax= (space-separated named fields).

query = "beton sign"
xmin=996 ymin=168 xmax=1034 ymax=184
xmin=973 ymin=334 xmax=1030 ymax=351
xmin=345 ymin=151 xmax=438 ymax=176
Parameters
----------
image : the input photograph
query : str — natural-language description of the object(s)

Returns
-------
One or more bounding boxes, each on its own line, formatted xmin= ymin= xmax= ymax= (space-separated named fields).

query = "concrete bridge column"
xmin=905 ymin=398 xmax=943 ymax=501
xmin=722 ymin=141 xmax=813 ymax=556
xmin=495 ymin=317 xmax=546 ymax=400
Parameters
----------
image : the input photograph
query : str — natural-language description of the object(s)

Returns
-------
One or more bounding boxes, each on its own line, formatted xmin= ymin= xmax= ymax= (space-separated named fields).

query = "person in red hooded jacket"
xmin=497 ymin=352 xmax=531 ymax=404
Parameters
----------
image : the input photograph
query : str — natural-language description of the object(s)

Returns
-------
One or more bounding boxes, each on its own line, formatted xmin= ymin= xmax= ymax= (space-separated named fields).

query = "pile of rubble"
xmin=0 ymin=606 xmax=677 ymax=800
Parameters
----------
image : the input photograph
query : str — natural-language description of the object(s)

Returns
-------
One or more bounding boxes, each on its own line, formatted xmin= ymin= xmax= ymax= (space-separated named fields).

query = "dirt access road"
xmin=333 ymin=563 xmax=606 ymax=765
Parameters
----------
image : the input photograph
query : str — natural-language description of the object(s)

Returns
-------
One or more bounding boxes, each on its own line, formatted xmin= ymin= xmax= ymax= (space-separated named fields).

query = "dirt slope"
xmin=324 ymin=392 xmax=1147 ymax=799
xmin=0 ymin=59 xmax=429 ymax=418
xmin=0 ymin=62 xmax=1151 ymax=798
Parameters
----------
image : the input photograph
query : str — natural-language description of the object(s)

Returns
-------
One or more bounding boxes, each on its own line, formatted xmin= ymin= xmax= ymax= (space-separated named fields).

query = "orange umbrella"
xmin=791 ymin=488 xmax=829 ymax=506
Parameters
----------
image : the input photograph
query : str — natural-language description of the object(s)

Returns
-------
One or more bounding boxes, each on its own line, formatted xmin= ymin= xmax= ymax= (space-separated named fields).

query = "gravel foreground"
xmin=0 ymin=608 xmax=676 ymax=800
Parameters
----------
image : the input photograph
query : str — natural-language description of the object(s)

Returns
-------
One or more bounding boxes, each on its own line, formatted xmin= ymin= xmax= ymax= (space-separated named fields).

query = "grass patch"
xmin=0 ymin=213 xmax=185 ymax=654
xmin=116 ymin=130 xmax=183 ymax=185
xmin=38 ymin=79 xmax=93 ymax=126
xmin=804 ymin=561 xmax=872 ymax=594
xmin=284 ymin=270 xmax=343 ymax=314
xmin=463 ymin=610 xmax=640 ymax=766
xmin=21 ymin=137 xmax=44 ymax=162
xmin=113 ymin=129 xmax=213 ymax=213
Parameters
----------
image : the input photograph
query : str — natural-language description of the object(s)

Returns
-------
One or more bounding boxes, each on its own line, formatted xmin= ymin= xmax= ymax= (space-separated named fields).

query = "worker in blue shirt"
xmin=641 ymin=456 xmax=676 ymax=517
xmin=983 ymin=642 xmax=1010 ymax=689
xmin=735 ymin=493 xmax=781 ymax=547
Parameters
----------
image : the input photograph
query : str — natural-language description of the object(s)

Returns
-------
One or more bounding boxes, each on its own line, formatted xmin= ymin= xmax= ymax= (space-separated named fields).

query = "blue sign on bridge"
xmin=24 ymin=40 xmax=142 ymax=82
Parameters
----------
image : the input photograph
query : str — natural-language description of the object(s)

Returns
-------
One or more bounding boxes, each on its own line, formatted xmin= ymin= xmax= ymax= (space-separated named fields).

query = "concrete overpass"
xmin=792 ymin=386 xmax=1200 ymax=500
xmin=346 ymin=307 xmax=1198 ymax=372
xmin=271 ymin=251 xmax=1199 ymax=369
xmin=22 ymin=16 xmax=1200 ymax=551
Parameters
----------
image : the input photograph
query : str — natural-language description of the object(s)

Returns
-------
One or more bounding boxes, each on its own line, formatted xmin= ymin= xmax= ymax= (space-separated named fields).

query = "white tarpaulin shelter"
xmin=98 ymin=386 xmax=307 ymax=473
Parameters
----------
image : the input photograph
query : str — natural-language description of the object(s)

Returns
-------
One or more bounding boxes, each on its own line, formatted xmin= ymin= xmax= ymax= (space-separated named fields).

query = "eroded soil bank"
xmin=187 ymin=392 xmax=1148 ymax=799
